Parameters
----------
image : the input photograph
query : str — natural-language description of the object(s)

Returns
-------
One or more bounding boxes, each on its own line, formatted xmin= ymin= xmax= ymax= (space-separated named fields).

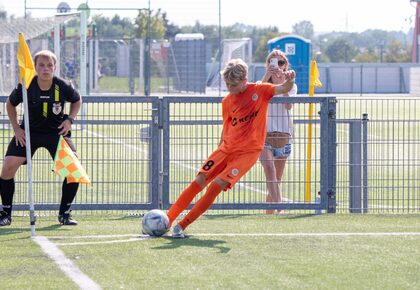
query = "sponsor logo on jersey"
xmin=232 ymin=168 xmax=239 ymax=176
xmin=40 ymin=95 xmax=50 ymax=99
xmin=252 ymin=94 xmax=258 ymax=101
xmin=231 ymin=109 xmax=260 ymax=127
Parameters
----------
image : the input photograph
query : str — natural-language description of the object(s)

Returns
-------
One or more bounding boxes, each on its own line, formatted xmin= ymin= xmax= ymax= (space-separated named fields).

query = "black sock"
xmin=0 ymin=178 xmax=15 ymax=216
xmin=59 ymin=179 xmax=79 ymax=215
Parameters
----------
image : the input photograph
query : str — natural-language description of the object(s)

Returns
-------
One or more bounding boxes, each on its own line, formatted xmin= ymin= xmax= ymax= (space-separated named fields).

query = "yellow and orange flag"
xmin=53 ymin=136 xmax=91 ymax=184
xmin=17 ymin=33 xmax=36 ymax=88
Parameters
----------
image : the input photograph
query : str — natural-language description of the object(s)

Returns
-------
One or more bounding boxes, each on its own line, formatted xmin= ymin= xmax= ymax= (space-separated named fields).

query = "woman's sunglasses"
xmin=269 ymin=58 xmax=286 ymax=67
xmin=277 ymin=59 xmax=286 ymax=66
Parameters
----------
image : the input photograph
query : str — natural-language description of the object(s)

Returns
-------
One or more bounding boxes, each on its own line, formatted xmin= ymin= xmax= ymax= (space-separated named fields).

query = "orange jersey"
xmin=219 ymin=82 xmax=275 ymax=153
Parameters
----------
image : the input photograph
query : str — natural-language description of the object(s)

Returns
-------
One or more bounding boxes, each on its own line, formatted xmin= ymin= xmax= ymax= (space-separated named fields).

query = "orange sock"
xmin=167 ymin=181 xmax=202 ymax=225
xmin=178 ymin=182 xmax=222 ymax=230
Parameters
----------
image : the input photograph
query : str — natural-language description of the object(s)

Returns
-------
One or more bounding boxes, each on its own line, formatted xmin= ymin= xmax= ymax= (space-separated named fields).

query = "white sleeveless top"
xmin=266 ymin=84 xmax=298 ymax=135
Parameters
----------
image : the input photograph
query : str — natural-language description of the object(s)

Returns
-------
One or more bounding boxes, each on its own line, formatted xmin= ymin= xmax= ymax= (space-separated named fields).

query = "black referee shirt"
xmin=9 ymin=76 xmax=81 ymax=134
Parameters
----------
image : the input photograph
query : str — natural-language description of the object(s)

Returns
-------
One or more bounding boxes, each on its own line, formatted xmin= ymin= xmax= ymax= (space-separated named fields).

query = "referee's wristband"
xmin=66 ymin=116 xmax=75 ymax=124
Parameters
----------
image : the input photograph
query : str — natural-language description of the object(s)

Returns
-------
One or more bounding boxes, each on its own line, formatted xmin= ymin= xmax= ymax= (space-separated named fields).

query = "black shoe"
xmin=0 ymin=210 xmax=12 ymax=226
xmin=58 ymin=211 xmax=78 ymax=226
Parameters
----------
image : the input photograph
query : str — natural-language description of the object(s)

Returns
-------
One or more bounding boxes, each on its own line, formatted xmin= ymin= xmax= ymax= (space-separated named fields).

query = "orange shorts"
xmin=198 ymin=148 xmax=261 ymax=190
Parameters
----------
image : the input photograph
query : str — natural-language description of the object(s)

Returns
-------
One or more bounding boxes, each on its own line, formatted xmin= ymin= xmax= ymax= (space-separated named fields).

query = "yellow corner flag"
xmin=17 ymin=33 xmax=36 ymax=89
xmin=53 ymin=136 xmax=91 ymax=184
xmin=309 ymin=60 xmax=322 ymax=94
xmin=305 ymin=60 xmax=323 ymax=203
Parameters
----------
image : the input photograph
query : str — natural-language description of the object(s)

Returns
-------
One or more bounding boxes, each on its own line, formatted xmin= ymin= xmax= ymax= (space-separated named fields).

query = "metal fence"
xmin=160 ymin=96 xmax=336 ymax=213
xmin=1 ymin=96 xmax=160 ymax=211
xmin=335 ymin=97 xmax=420 ymax=213
xmin=1 ymin=95 xmax=337 ymax=214
xmin=252 ymin=63 xmax=419 ymax=94
xmin=3 ymin=31 xmax=417 ymax=97
xmin=1 ymin=95 xmax=419 ymax=214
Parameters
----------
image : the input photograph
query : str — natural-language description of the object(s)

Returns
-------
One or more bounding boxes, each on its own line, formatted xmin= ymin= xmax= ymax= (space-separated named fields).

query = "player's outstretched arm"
xmin=274 ymin=70 xmax=295 ymax=95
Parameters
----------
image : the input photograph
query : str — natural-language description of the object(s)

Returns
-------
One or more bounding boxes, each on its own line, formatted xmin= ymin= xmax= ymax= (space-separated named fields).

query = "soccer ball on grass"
xmin=142 ymin=209 xmax=170 ymax=237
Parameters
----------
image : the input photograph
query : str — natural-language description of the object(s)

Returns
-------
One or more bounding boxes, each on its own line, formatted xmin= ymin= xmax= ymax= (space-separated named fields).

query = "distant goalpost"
xmin=206 ymin=38 xmax=252 ymax=93
xmin=0 ymin=13 xmax=88 ymax=96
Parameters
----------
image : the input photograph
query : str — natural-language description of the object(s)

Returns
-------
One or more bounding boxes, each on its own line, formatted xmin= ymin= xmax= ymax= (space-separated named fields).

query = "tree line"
xmin=94 ymin=10 xmax=412 ymax=63
xmin=1 ymin=9 xmax=412 ymax=63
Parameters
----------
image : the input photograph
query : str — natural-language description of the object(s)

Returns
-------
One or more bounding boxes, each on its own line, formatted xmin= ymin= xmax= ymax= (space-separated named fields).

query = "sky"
xmin=0 ymin=0 xmax=417 ymax=33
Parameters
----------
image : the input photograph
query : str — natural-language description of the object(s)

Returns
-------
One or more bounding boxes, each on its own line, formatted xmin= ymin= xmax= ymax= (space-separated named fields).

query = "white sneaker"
xmin=172 ymin=224 xmax=185 ymax=238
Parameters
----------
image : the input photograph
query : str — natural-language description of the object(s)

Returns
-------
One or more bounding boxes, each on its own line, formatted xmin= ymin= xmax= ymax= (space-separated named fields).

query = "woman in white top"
xmin=260 ymin=49 xmax=297 ymax=214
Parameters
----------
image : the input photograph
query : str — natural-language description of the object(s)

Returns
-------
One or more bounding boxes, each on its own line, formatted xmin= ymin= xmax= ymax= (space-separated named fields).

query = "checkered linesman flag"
xmin=53 ymin=136 xmax=91 ymax=184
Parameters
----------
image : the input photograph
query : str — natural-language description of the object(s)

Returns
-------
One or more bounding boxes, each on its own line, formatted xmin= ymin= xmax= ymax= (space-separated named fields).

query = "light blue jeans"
xmin=263 ymin=143 xmax=292 ymax=157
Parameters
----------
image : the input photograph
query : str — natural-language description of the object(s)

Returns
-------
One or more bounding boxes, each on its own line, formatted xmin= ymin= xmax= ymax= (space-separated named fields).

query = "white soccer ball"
xmin=142 ymin=209 xmax=170 ymax=237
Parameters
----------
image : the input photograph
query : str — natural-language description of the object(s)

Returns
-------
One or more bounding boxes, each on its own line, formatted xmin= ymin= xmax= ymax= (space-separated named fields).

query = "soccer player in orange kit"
xmin=167 ymin=58 xmax=295 ymax=238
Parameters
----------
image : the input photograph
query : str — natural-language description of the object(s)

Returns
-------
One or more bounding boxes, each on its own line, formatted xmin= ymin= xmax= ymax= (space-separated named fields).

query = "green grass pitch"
xmin=1 ymin=214 xmax=419 ymax=289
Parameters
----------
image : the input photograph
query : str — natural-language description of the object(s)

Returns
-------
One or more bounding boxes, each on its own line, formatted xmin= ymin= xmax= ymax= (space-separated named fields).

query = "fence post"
xmin=327 ymin=98 xmax=337 ymax=213
xmin=320 ymin=97 xmax=337 ymax=213
xmin=150 ymin=98 xmax=161 ymax=209
xmin=362 ymin=113 xmax=369 ymax=213
xmin=161 ymin=98 xmax=171 ymax=210
xmin=349 ymin=120 xmax=362 ymax=213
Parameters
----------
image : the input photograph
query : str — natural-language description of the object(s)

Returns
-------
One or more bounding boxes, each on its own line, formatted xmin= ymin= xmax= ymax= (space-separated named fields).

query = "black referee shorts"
xmin=5 ymin=132 xmax=77 ymax=162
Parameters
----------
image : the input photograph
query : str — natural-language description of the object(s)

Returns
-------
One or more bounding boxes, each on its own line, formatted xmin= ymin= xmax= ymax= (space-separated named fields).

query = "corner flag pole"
xmin=17 ymin=33 xmax=36 ymax=236
xmin=21 ymin=79 xmax=36 ymax=236
xmin=305 ymin=60 xmax=322 ymax=203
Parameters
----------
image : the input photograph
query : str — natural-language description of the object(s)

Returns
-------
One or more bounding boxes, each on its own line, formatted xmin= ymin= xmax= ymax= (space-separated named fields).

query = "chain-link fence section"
xmin=0 ymin=15 xmax=251 ymax=96
xmin=0 ymin=15 xmax=80 ymax=95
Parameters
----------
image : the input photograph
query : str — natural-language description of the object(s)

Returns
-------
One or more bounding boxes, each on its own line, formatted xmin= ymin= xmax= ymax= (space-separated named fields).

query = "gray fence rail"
xmin=251 ymin=63 xmax=418 ymax=94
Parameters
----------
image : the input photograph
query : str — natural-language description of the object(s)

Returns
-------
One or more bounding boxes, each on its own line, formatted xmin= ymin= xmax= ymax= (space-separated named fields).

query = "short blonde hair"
xmin=222 ymin=59 xmax=248 ymax=83
xmin=34 ymin=50 xmax=57 ymax=66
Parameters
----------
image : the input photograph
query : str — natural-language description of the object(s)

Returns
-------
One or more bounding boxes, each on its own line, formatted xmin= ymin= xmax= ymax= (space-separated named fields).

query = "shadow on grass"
xmin=153 ymin=236 xmax=231 ymax=253
xmin=203 ymin=214 xmax=253 ymax=220
xmin=203 ymin=213 xmax=321 ymax=221
xmin=39 ymin=224 xmax=68 ymax=231
xmin=283 ymin=214 xmax=321 ymax=220
xmin=0 ymin=223 xmax=75 ymax=236
xmin=0 ymin=227 xmax=30 ymax=236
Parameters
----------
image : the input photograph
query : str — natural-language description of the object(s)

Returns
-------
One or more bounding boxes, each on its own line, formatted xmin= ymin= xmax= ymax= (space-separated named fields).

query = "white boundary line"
xmin=49 ymin=232 xmax=420 ymax=246
xmin=193 ymin=232 xmax=420 ymax=237
xmin=33 ymin=236 xmax=102 ymax=290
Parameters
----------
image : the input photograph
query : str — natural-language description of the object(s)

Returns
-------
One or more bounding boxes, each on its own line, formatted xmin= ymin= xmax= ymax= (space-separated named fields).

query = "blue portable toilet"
xmin=267 ymin=35 xmax=311 ymax=94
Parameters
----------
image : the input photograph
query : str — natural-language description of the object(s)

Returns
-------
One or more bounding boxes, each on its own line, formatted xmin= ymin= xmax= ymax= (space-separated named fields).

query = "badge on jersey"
xmin=52 ymin=102 xmax=62 ymax=115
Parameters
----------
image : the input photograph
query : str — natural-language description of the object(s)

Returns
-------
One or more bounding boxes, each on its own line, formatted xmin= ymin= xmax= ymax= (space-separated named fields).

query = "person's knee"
xmin=1 ymin=157 xmax=24 ymax=178
xmin=262 ymin=160 xmax=276 ymax=172
xmin=195 ymin=173 xmax=207 ymax=188
xmin=214 ymin=178 xmax=230 ymax=190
